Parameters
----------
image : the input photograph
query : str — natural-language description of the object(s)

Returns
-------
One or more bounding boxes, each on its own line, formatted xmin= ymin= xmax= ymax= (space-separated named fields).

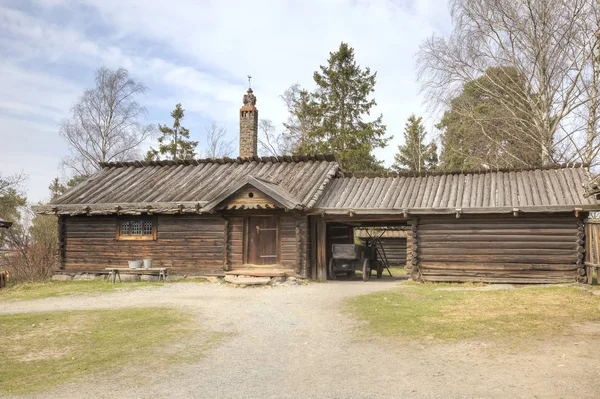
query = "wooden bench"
xmin=105 ymin=268 xmax=168 ymax=283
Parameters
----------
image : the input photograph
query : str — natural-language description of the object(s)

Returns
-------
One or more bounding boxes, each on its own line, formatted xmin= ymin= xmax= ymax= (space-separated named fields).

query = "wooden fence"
xmin=585 ymin=219 xmax=600 ymax=284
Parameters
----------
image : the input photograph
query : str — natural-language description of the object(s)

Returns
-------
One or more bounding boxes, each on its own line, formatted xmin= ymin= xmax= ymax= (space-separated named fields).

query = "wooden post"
xmin=316 ymin=218 xmax=327 ymax=281
xmin=58 ymin=215 xmax=66 ymax=270
xmin=310 ymin=217 xmax=317 ymax=280
xmin=294 ymin=214 xmax=302 ymax=275
xmin=223 ymin=217 xmax=230 ymax=271
xmin=578 ymin=218 xmax=587 ymax=283
xmin=409 ymin=217 xmax=421 ymax=281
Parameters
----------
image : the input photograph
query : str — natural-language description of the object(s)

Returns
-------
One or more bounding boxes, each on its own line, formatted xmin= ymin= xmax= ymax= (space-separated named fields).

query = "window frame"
xmin=116 ymin=216 xmax=157 ymax=241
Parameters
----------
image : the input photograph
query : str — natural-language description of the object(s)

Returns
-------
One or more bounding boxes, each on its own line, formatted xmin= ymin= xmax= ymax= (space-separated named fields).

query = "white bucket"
xmin=128 ymin=260 xmax=142 ymax=269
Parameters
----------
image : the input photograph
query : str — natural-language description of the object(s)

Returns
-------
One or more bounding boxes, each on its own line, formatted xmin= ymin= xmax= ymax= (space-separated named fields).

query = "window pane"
xmin=143 ymin=221 xmax=153 ymax=235
xmin=132 ymin=221 xmax=143 ymax=235
xmin=119 ymin=219 xmax=154 ymax=238
xmin=121 ymin=221 xmax=130 ymax=235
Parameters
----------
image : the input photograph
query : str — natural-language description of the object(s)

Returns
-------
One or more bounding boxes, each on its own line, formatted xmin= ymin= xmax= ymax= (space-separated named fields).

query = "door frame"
xmin=243 ymin=215 xmax=281 ymax=266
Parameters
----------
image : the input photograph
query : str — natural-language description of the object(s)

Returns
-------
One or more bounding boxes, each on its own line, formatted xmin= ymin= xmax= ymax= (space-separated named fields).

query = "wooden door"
xmin=247 ymin=217 xmax=279 ymax=265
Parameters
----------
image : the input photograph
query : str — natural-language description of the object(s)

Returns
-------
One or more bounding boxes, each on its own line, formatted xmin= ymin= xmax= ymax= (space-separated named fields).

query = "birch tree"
xmin=201 ymin=122 xmax=234 ymax=158
xmin=60 ymin=67 xmax=153 ymax=175
xmin=418 ymin=0 xmax=600 ymax=166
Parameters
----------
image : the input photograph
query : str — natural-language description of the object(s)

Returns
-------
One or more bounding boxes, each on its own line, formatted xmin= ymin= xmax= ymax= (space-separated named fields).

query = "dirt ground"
xmin=2 ymin=279 xmax=600 ymax=399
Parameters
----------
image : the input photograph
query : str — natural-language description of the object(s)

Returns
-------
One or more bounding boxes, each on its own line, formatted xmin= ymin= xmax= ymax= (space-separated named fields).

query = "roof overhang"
xmin=32 ymin=202 xmax=209 ymax=216
xmin=311 ymin=205 xmax=600 ymax=217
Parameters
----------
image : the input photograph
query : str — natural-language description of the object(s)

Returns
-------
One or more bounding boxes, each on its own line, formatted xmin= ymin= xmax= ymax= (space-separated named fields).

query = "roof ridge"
xmin=99 ymin=154 xmax=337 ymax=168
xmin=341 ymin=162 xmax=589 ymax=178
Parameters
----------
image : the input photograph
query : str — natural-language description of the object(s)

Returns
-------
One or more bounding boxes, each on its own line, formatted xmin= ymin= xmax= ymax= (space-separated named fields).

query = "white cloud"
xmin=1 ymin=0 xmax=452 ymax=202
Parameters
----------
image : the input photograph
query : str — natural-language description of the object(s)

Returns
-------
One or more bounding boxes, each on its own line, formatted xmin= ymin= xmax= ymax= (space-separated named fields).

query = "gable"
xmin=216 ymin=184 xmax=284 ymax=210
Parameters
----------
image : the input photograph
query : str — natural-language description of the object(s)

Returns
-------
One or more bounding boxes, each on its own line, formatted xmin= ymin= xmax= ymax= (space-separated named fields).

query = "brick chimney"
xmin=240 ymin=88 xmax=258 ymax=158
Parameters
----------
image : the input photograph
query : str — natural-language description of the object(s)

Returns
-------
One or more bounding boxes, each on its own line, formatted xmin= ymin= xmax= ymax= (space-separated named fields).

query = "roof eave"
xmin=310 ymin=205 xmax=600 ymax=216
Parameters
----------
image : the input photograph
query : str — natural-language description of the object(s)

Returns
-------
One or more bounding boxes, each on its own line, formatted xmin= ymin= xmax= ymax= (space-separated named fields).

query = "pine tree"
xmin=48 ymin=175 xmax=88 ymax=200
xmin=392 ymin=115 xmax=438 ymax=172
xmin=146 ymin=103 xmax=198 ymax=161
xmin=437 ymin=67 xmax=539 ymax=170
xmin=294 ymin=42 xmax=390 ymax=171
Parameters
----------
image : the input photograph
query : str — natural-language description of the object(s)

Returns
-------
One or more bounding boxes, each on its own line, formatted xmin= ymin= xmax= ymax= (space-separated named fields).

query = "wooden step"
xmin=225 ymin=269 xmax=287 ymax=277
xmin=224 ymin=275 xmax=271 ymax=285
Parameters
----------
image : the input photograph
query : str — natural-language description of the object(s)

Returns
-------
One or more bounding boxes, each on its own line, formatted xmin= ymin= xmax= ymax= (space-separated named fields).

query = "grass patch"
xmin=0 ymin=280 xmax=164 ymax=301
xmin=387 ymin=266 xmax=407 ymax=276
xmin=0 ymin=307 xmax=223 ymax=394
xmin=346 ymin=283 xmax=600 ymax=342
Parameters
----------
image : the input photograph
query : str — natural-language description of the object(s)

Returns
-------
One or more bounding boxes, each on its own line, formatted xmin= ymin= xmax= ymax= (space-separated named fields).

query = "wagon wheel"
xmin=362 ymin=259 xmax=371 ymax=282
xmin=328 ymin=259 xmax=337 ymax=280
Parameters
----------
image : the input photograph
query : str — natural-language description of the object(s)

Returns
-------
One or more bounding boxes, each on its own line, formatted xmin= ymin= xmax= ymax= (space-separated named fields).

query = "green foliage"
xmin=0 ymin=173 xmax=26 ymax=224
xmin=438 ymin=67 xmax=540 ymax=170
xmin=293 ymin=43 xmax=391 ymax=171
xmin=393 ymin=114 xmax=438 ymax=172
xmin=48 ymin=175 xmax=88 ymax=200
xmin=146 ymin=103 xmax=198 ymax=161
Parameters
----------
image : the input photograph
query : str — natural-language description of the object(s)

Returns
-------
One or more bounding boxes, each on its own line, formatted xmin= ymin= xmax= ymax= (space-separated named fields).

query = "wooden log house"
xmin=34 ymin=88 xmax=600 ymax=283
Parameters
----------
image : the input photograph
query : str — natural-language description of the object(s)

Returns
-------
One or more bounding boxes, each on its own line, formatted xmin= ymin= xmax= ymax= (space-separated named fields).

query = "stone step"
xmin=224 ymin=275 xmax=271 ymax=285
xmin=224 ymin=269 xmax=287 ymax=277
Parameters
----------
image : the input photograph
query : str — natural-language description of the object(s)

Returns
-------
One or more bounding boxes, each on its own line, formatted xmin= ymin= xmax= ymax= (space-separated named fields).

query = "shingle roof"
xmin=35 ymin=155 xmax=339 ymax=215
xmin=33 ymin=157 xmax=600 ymax=216
xmin=315 ymin=165 xmax=600 ymax=214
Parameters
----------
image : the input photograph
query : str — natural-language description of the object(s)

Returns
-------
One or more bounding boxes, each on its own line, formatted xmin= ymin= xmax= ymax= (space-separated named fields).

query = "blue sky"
xmin=0 ymin=0 xmax=451 ymax=203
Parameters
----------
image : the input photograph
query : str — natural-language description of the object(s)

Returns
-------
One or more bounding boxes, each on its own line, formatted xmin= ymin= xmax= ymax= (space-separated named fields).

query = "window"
xmin=117 ymin=217 xmax=156 ymax=240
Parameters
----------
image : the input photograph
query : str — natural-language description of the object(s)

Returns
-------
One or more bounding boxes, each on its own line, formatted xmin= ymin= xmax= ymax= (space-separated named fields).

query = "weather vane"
xmin=248 ymin=75 xmax=252 ymax=89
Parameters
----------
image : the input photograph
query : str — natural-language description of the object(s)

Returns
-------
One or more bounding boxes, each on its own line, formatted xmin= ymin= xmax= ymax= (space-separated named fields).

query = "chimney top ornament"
xmin=243 ymin=88 xmax=256 ymax=106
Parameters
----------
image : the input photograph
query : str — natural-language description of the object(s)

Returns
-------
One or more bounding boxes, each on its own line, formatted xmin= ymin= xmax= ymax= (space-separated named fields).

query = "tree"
xmin=417 ymin=0 xmax=600 ymax=166
xmin=48 ymin=175 xmax=87 ymax=201
xmin=0 ymin=172 xmax=26 ymax=225
xmin=258 ymin=119 xmax=284 ymax=157
xmin=146 ymin=103 xmax=198 ymax=161
xmin=582 ymin=7 xmax=600 ymax=166
xmin=60 ymin=67 xmax=153 ymax=175
xmin=279 ymin=84 xmax=316 ymax=154
xmin=437 ymin=67 xmax=541 ymax=170
xmin=292 ymin=43 xmax=391 ymax=171
xmin=393 ymin=115 xmax=438 ymax=172
xmin=200 ymin=122 xmax=234 ymax=159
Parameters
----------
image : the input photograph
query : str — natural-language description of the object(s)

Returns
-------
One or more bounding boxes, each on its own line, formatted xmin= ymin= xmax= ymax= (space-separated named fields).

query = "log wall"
xmin=358 ymin=237 xmax=407 ymax=266
xmin=415 ymin=213 xmax=582 ymax=283
xmin=62 ymin=212 xmax=309 ymax=277
xmin=63 ymin=215 xmax=226 ymax=275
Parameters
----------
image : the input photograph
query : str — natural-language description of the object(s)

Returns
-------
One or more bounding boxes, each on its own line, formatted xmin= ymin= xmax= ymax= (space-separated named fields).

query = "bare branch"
xmin=201 ymin=122 xmax=234 ymax=158
xmin=59 ymin=67 xmax=154 ymax=176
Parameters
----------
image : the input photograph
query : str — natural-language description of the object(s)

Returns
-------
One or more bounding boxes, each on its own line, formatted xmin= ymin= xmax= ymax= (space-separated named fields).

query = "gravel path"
xmin=2 ymin=280 xmax=599 ymax=399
